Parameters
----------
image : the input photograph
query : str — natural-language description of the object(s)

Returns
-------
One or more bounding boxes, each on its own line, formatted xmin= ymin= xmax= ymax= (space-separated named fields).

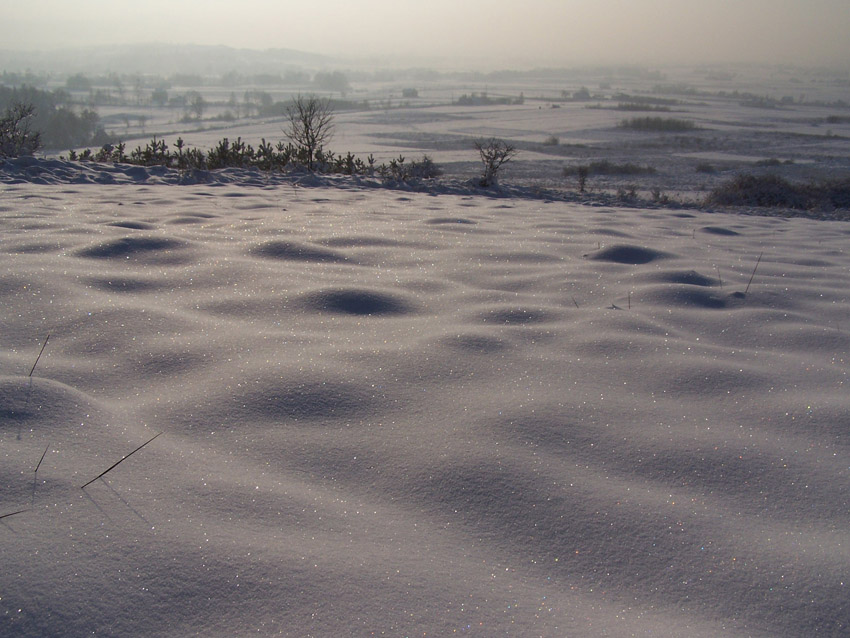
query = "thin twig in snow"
xmin=29 ymin=334 xmax=50 ymax=377
xmin=35 ymin=445 xmax=49 ymax=475
xmin=0 ymin=509 xmax=29 ymax=521
xmin=744 ymin=252 xmax=763 ymax=295
xmin=80 ymin=432 xmax=163 ymax=489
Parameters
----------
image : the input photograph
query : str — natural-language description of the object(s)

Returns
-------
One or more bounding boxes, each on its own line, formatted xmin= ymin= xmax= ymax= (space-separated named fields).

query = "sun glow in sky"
xmin=2 ymin=0 xmax=849 ymax=68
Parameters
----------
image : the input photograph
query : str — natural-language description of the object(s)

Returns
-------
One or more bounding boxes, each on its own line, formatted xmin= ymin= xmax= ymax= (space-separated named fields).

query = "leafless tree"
xmin=284 ymin=94 xmax=335 ymax=171
xmin=474 ymin=137 xmax=517 ymax=187
xmin=187 ymin=91 xmax=206 ymax=120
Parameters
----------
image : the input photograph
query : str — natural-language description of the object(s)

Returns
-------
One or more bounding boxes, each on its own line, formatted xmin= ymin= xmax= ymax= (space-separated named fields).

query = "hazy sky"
xmin=3 ymin=0 xmax=849 ymax=68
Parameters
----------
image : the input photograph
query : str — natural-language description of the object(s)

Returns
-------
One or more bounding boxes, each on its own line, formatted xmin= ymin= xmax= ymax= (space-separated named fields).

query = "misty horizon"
xmin=2 ymin=0 xmax=849 ymax=71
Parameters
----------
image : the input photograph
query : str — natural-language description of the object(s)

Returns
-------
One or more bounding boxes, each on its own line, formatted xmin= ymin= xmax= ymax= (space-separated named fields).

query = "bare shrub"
xmin=474 ymin=138 xmax=517 ymax=187
xmin=577 ymin=165 xmax=589 ymax=192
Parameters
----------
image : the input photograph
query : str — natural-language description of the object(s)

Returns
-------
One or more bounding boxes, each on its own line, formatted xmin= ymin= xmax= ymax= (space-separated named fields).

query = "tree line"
xmin=0 ymin=85 xmax=110 ymax=151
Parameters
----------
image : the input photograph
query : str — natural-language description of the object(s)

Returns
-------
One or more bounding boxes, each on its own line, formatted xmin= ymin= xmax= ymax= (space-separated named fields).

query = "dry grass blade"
xmin=80 ymin=432 xmax=163 ymax=489
xmin=744 ymin=252 xmax=763 ymax=295
xmin=29 ymin=334 xmax=50 ymax=377
xmin=35 ymin=445 xmax=49 ymax=474
xmin=0 ymin=509 xmax=29 ymax=520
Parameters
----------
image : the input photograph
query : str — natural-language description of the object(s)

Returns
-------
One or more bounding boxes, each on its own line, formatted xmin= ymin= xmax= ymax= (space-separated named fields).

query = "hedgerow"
xmin=618 ymin=117 xmax=698 ymax=132
xmin=563 ymin=161 xmax=656 ymax=176
xmin=707 ymin=174 xmax=850 ymax=211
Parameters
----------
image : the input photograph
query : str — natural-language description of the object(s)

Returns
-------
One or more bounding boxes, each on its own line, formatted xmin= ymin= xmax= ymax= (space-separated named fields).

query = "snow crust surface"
xmin=1 ymin=165 xmax=848 ymax=637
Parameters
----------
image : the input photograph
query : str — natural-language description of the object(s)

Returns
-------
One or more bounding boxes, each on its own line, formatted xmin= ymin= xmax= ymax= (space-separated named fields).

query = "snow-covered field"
xmin=2 ymin=71 xmax=849 ymax=637
xmin=71 ymin=65 xmax=850 ymax=201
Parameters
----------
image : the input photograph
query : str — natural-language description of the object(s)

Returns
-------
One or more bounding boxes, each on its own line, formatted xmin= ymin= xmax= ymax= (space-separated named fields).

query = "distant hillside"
xmin=0 ymin=43 xmax=330 ymax=76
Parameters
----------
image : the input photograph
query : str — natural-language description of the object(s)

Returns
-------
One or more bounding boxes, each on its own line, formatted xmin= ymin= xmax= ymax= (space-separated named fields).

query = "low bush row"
xmin=66 ymin=136 xmax=443 ymax=181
